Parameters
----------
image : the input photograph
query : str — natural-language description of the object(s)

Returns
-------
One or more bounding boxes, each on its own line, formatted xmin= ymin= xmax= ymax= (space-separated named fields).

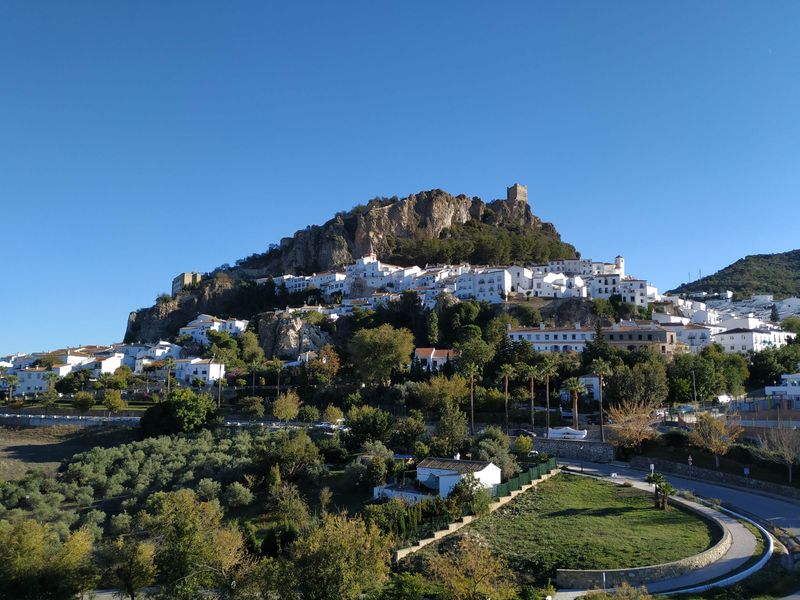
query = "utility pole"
xmin=691 ymin=370 xmax=697 ymax=404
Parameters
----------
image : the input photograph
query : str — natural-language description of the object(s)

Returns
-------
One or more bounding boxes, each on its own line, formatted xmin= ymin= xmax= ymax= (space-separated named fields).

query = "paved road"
xmin=561 ymin=459 xmax=800 ymax=540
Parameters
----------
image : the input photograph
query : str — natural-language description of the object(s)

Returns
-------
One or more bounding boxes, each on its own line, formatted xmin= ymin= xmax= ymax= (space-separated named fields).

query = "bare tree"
xmin=759 ymin=427 xmax=800 ymax=484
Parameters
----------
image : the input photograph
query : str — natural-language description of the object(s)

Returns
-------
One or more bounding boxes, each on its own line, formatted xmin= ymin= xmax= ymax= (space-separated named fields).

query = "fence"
xmin=494 ymin=457 xmax=557 ymax=498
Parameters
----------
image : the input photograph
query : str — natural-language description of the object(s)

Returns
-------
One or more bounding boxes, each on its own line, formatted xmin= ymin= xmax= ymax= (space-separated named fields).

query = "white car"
xmin=547 ymin=427 xmax=588 ymax=440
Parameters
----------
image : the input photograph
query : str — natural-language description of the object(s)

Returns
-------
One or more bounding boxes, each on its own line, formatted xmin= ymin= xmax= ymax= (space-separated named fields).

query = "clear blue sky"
xmin=2 ymin=2 xmax=799 ymax=355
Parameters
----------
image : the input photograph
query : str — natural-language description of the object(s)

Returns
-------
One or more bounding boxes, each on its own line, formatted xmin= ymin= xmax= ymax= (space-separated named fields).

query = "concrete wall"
xmin=534 ymin=438 xmax=615 ymax=463
xmin=557 ymin=496 xmax=731 ymax=589
xmin=630 ymin=456 xmax=800 ymax=502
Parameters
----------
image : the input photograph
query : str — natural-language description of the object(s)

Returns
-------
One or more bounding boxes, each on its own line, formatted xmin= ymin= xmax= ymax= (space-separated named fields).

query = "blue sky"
xmin=2 ymin=2 xmax=799 ymax=355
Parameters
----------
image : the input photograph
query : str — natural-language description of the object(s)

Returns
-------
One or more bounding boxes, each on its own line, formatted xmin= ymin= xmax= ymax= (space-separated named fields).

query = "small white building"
xmin=507 ymin=324 xmax=596 ymax=353
xmin=16 ymin=367 xmax=49 ymax=395
xmin=713 ymin=328 xmax=796 ymax=354
xmin=173 ymin=358 xmax=226 ymax=385
xmin=765 ymin=373 xmax=800 ymax=409
xmin=415 ymin=457 xmax=502 ymax=498
xmin=413 ymin=347 xmax=459 ymax=371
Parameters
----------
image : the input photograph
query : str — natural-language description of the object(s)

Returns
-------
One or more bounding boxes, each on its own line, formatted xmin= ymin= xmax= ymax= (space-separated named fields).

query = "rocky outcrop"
xmin=246 ymin=184 xmax=559 ymax=276
xmin=257 ymin=312 xmax=333 ymax=359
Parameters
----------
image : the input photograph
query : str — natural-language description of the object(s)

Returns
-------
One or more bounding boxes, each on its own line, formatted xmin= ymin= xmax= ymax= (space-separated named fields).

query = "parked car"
xmin=512 ymin=428 xmax=537 ymax=438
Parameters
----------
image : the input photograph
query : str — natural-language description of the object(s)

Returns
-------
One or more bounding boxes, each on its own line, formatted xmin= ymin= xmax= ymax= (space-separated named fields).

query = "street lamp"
xmin=580 ymin=445 xmax=585 ymax=473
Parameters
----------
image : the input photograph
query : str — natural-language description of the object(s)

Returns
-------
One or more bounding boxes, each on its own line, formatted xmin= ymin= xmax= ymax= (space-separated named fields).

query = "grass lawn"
xmin=0 ymin=425 xmax=138 ymax=480
xmin=438 ymin=473 xmax=719 ymax=585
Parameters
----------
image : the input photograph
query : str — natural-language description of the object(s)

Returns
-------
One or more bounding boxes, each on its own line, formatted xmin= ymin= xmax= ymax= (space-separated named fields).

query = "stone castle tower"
xmin=506 ymin=183 xmax=528 ymax=204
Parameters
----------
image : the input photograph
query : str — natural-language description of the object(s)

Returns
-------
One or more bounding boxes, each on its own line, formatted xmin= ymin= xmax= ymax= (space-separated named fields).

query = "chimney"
xmin=575 ymin=321 xmax=581 ymax=330
xmin=506 ymin=323 xmax=512 ymax=332
xmin=453 ymin=452 xmax=461 ymax=461
xmin=539 ymin=322 xmax=545 ymax=330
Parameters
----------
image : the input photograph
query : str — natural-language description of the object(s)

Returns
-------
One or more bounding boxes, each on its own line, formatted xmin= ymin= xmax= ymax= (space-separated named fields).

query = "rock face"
xmin=250 ymin=184 xmax=551 ymax=276
xmin=124 ymin=272 xmax=240 ymax=343
xmin=257 ymin=312 xmax=333 ymax=359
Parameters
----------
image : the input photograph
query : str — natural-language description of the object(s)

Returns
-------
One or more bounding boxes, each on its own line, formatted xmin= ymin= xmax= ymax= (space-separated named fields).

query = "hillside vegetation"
xmin=670 ymin=249 xmax=800 ymax=298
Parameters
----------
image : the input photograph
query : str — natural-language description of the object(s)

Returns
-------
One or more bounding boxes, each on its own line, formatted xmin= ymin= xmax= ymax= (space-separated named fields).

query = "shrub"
xmin=297 ymin=405 xmax=321 ymax=423
xmin=223 ymin=482 xmax=254 ymax=508
xmin=196 ymin=478 xmax=222 ymax=501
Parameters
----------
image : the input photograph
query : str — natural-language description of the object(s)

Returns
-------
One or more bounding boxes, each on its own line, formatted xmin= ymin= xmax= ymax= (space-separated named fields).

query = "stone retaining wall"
xmin=556 ymin=496 xmax=732 ymax=589
xmin=630 ymin=456 xmax=800 ymax=502
xmin=534 ymin=438 xmax=615 ymax=463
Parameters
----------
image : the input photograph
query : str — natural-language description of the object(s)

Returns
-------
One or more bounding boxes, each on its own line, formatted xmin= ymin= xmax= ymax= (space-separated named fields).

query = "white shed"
xmin=416 ymin=457 xmax=502 ymax=498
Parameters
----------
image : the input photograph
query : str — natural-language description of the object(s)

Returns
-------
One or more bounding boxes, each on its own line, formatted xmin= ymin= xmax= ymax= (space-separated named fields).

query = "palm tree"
xmin=248 ymin=357 xmax=266 ymax=396
xmin=164 ymin=357 xmax=176 ymax=396
xmin=563 ymin=377 xmax=587 ymax=429
xmin=499 ymin=363 xmax=515 ymax=433
xmin=265 ymin=358 xmax=284 ymax=402
xmin=540 ymin=356 xmax=558 ymax=438
xmin=590 ymin=358 xmax=613 ymax=443
xmin=1 ymin=370 xmax=18 ymax=405
xmin=463 ymin=362 xmax=479 ymax=435
xmin=516 ymin=363 xmax=542 ymax=429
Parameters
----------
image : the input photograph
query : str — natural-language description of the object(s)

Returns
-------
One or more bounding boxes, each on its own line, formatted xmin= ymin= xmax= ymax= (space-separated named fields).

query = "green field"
xmin=448 ymin=474 xmax=719 ymax=584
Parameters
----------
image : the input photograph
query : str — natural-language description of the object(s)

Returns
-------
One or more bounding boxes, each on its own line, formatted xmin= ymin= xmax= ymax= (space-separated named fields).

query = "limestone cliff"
xmin=257 ymin=312 xmax=333 ymax=359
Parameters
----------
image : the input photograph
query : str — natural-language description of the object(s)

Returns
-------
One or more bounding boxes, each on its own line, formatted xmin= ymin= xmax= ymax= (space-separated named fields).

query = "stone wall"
xmin=534 ymin=438 xmax=615 ymax=463
xmin=630 ymin=456 xmax=800 ymax=502
xmin=557 ymin=496 xmax=732 ymax=589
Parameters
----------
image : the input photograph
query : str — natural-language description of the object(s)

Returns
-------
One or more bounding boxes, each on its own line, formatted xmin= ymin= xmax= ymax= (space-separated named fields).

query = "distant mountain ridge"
xmin=669 ymin=249 xmax=800 ymax=298
xmin=125 ymin=184 xmax=578 ymax=343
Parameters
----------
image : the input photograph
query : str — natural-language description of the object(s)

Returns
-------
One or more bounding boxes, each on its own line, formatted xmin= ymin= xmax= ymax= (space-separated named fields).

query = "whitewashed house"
xmin=373 ymin=457 xmax=502 ymax=503
xmin=415 ymin=457 xmax=501 ymax=498
xmin=173 ymin=358 xmax=226 ymax=385
xmin=507 ymin=324 xmax=597 ymax=353
xmin=178 ymin=314 xmax=249 ymax=345
xmin=713 ymin=328 xmax=796 ymax=354
xmin=413 ymin=347 xmax=459 ymax=371
xmin=16 ymin=367 xmax=49 ymax=395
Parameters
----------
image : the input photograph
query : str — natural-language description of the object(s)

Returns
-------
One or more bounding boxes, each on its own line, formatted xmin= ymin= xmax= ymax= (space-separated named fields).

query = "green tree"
xmin=427 ymin=310 xmax=440 ymax=346
xmin=103 ymin=389 xmax=127 ymax=415
xmin=0 ymin=520 xmax=96 ymax=600
xmin=163 ymin=357 xmax=176 ymax=396
xmin=435 ymin=400 xmax=469 ymax=455
xmin=273 ymin=390 xmax=301 ymax=423
xmin=323 ymin=404 xmax=344 ymax=424
xmin=264 ymin=357 xmax=284 ymax=402
xmin=454 ymin=337 xmax=495 ymax=373
xmin=292 ymin=513 xmax=392 ymax=600
xmin=771 ymin=304 xmax=780 ymax=323
xmin=515 ymin=363 xmax=541 ymax=429
xmin=140 ymin=388 xmax=215 ymax=436
xmin=2 ymin=373 xmax=19 ymax=403
xmin=781 ymin=316 xmax=800 ymax=335
xmin=238 ymin=395 xmax=265 ymax=418
xmin=98 ymin=537 xmax=157 ymax=600
xmin=345 ymin=405 xmax=394 ymax=448
xmin=306 ymin=345 xmax=341 ymax=385
xmin=427 ymin=534 xmax=516 ymax=600
xmin=349 ymin=324 xmax=415 ymax=385
xmin=563 ymin=377 xmax=587 ymax=429
xmin=72 ymin=390 xmax=95 ymax=413
xmin=540 ymin=356 xmax=559 ymax=436
xmin=462 ymin=363 xmax=480 ymax=435
xmin=498 ymin=364 xmax=515 ymax=433
xmin=141 ymin=489 xmax=251 ymax=600
xmin=759 ymin=427 xmax=800 ymax=484
xmin=590 ymin=358 xmax=613 ymax=442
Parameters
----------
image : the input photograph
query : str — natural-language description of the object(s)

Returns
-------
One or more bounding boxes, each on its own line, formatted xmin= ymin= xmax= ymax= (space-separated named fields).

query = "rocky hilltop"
xmin=124 ymin=184 xmax=577 ymax=344
xmin=239 ymin=183 xmax=567 ymax=275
